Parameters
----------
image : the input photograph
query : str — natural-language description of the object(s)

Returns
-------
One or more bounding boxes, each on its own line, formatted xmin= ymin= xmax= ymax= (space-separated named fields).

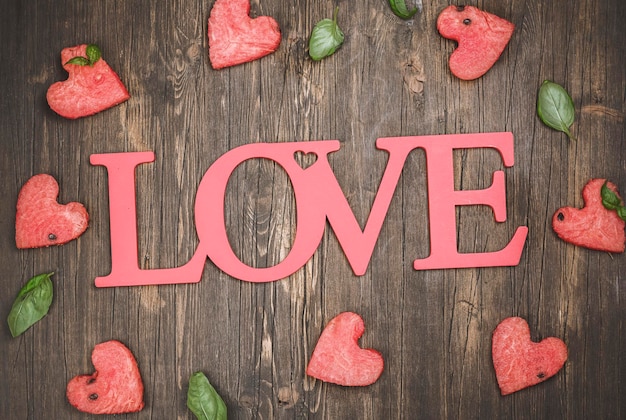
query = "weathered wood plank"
xmin=0 ymin=0 xmax=624 ymax=419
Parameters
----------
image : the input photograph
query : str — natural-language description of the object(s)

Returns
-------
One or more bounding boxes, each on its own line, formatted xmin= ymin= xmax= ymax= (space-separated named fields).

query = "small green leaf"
xmin=601 ymin=181 xmax=626 ymax=221
xmin=85 ymin=44 xmax=102 ymax=65
xmin=65 ymin=44 xmax=102 ymax=66
xmin=537 ymin=80 xmax=576 ymax=140
xmin=7 ymin=273 xmax=54 ymax=337
xmin=65 ymin=56 xmax=91 ymax=66
xmin=187 ymin=372 xmax=227 ymax=420
xmin=309 ymin=7 xmax=345 ymax=61
xmin=601 ymin=181 xmax=622 ymax=210
xmin=389 ymin=0 xmax=419 ymax=19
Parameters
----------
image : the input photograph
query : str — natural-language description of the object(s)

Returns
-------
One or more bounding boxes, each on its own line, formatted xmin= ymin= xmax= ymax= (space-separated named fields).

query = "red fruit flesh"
xmin=208 ymin=0 xmax=281 ymax=69
xmin=492 ymin=317 xmax=567 ymax=395
xmin=437 ymin=5 xmax=514 ymax=80
xmin=552 ymin=179 xmax=625 ymax=253
xmin=306 ymin=312 xmax=384 ymax=386
xmin=66 ymin=340 xmax=144 ymax=414
xmin=46 ymin=44 xmax=130 ymax=119
xmin=15 ymin=174 xmax=88 ymax=249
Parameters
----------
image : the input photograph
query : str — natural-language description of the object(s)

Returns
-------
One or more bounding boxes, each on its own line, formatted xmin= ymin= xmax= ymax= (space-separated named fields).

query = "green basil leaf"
xmin=537 ymin=80 xmax=576 ymax=140
xmin=601 ymin=181 xmax=626 ymax=221
xmin=85 ymin=44 xmax=102 ymax=65
xmin=65 ymin=56 xmax=91 ymax=66
xmin=601 ymin=181 xmax=622 ymax=210
xmin=389 ymin=0 xmax=419 ymax=19
xmin=7 ymin=272 xmax=54 ymax=337
xmin=309 ymin=7 xmax=345 ymax=61
xmin=187 ymin=372 xmax=227 ymax=420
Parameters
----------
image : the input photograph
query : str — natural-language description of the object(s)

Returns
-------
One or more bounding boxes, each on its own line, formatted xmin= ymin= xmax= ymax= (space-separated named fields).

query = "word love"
xmin=90 ymin=133 xmax=528 ymax=287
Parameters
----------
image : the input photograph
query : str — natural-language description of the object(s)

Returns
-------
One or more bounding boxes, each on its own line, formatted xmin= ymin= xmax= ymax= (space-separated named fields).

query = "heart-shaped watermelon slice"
xmin=492 ymin=317 xmax=567 ymax=395
xmin=15 ymin=174 xmax=89 ymax=249
xmin=437 ymin=5 xmax=514 ymax=80
xmin=208 ymin=0 xmax=281 ymax=69
xmin=67 ymin=340 xmax=144 ymax=414
xmin=552 ymin=178 xmax=625 ymax=253
xmin=47 ymin=44 xmax=130 ymax=119
xmin=306 ymin=312 xmax=384 ymax=386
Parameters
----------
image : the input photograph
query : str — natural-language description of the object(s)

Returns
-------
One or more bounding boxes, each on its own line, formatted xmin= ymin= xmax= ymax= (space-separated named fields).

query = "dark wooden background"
xmin=1 ymin=0 xmax=624 ymax=418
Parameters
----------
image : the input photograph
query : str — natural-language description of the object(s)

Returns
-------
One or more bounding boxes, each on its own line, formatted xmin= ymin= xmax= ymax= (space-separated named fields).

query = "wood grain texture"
xmin=0 ymin=0 xmax=624 ymax=418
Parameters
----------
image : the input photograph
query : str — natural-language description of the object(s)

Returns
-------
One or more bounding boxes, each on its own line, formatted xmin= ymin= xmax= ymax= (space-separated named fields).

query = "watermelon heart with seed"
xmin=437 ymin=5 xmax=514 ymax=80
xmin=306 ymin=312 xmax=384 ymax=386
xmin=47 ymin=44 xmax=130 ymax=119
xmin=15 ymin=174 xmax=89 ymax=249
xmin=552 ymin=178 xmax=625 ymax=253
xmin=67 ymin=340 xmax=144 ymax=414
xmin=208 ymin=0 xmax=281 ymax=69
xmin=492 ymin=317 xmax=567 ymax=395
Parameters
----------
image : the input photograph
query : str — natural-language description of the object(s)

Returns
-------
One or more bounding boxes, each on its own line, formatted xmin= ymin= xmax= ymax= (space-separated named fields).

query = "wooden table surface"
xmin=1 ymin=0 xmax=624 ymax=418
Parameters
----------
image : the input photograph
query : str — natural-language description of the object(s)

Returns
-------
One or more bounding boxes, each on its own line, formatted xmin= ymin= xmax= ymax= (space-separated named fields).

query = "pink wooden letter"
xmin=408 ymin=132 xmax=528 ymax=269
xmin=194 ymin=142 xmax=333 ymax=282
xmin=321 ymin=138 xmax=416 ymax=275
xmin=90 ymin=152 xmax=206 ymax=287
